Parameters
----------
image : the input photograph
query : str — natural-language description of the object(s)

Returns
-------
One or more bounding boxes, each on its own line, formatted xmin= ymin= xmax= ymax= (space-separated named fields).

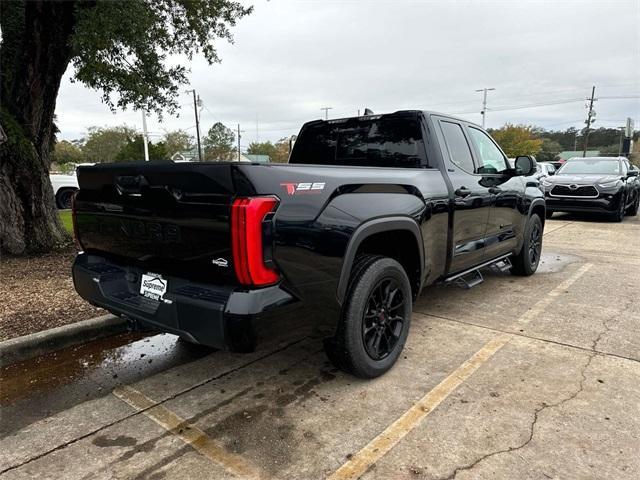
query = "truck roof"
xmin=301 ymin=109 xmax=479 ymax=129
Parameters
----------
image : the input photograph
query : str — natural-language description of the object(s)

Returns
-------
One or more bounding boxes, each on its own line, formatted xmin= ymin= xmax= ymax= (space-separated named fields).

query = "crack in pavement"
xmin=413 ymin=310 xmax=640 ymax=365
xmin=439 ymin=300 xmax=634 ymax=480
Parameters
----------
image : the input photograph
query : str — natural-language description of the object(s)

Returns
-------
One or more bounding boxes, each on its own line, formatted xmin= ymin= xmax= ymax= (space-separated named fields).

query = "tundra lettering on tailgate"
xmin=84 ymin=217 xmax=181 ymax=244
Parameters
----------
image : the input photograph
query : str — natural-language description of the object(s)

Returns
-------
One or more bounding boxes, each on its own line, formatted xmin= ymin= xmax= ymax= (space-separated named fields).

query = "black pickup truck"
xmin=72 ymin=110 xmax=545 ymax=378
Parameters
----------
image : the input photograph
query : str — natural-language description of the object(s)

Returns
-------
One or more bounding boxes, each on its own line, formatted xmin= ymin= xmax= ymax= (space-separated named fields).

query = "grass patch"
xmin=59 ymin=210 xmax=73 ymax=234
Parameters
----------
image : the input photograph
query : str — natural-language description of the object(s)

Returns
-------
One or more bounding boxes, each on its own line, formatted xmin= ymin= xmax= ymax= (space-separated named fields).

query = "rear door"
xmin=435 ymin=118 xmax=492 ymax=273
xmin=465 ymin=126 xmax=524 ymax=260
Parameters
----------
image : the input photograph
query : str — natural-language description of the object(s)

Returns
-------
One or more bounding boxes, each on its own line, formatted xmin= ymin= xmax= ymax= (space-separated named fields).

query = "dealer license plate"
xmin=140 ymin=272 xmax=168 ymax=301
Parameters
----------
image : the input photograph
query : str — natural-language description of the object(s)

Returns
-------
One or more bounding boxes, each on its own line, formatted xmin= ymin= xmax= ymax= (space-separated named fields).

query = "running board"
xmin=444 ymin=254 xmax=512 ymax=289
xmin=455 ymin=269 xmax=483 ymax=289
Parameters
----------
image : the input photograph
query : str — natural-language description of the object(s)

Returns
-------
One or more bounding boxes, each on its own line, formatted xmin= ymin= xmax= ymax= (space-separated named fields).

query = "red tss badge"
xmin=280 ymin=182 xmax=326 ymax=195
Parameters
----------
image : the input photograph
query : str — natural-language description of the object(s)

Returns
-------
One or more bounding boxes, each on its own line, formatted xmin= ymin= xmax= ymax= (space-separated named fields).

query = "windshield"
xmin=557 ymin=158 xmax=620 ymax=175
xmin=289 ymin=115 xmax=427 ymax=168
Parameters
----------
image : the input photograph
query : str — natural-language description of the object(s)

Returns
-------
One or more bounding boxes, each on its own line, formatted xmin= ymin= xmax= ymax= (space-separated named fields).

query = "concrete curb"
xmin=0 ymin=314 xmax=128 ymax=368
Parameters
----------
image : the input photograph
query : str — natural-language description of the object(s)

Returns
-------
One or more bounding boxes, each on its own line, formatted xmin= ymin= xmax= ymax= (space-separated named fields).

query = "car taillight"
xmin=70 ymin=191 xmax=82 ymax=248
xmin=231 ymin=196 xmax=279 ymax=287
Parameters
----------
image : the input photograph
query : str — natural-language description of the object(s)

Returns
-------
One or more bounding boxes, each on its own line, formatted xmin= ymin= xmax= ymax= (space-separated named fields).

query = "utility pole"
xmin=475 ymin=88 xmax=495 ymax=128
xmin=582 ymin=86 xmax=597 ymax=157
xmin=186 ymin=89 xmax=202 ymax=161
xmin=141 ymin=110 xmax=150 ymax=161
xmin=321 ymin=107 xmax=333 ymax=120
xmin=237 ymin=124 xmax=244 ymax=162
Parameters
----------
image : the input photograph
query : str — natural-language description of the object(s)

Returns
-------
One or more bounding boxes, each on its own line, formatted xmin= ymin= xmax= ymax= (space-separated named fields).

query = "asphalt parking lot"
xmin=1 ymin=213 xmax=639 ymax=480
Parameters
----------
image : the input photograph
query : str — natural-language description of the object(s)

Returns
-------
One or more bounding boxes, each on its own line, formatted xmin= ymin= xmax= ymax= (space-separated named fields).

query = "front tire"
xmin=511 ymin=214 xmax=543 ymax=276
xmin=329 ymin=255 xmax=412 ymax=378
xmin=612 ymin=193 xmax=626 ymax=222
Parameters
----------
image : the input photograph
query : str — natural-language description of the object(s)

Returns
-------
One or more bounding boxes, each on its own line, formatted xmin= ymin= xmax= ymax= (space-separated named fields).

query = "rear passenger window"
xmin=440 ymin=121 xmax=475 ymax=173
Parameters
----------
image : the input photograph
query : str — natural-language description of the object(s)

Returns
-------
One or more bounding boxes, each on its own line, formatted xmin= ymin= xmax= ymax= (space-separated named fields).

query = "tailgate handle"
xmin=115 ymin=175 xmax=149 ymax=195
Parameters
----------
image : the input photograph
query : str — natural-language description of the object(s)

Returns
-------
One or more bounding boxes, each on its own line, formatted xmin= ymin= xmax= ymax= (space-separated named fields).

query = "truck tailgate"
xmin=74 ymin=162 xmax=239 ymax=284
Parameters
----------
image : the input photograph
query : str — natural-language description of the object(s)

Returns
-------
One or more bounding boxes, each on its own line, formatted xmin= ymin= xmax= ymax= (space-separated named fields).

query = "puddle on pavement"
xmin=0 ymin=331 xmax=213 ymax=436
xmin=536 ymin=250 xmax=581 ymax=274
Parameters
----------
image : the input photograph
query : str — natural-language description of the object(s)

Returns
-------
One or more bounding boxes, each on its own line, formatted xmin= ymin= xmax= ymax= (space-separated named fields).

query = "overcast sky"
xmin=55 ymin=0 xmax=640 ymax=148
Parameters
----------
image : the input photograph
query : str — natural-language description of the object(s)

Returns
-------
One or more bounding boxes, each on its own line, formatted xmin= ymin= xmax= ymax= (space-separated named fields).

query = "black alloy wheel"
xmin=511 ymin=214 xmax=543 ymax=276
xmin=362 ymin=278 xmax=405 ymax=360
xmin=327 ymin=255 xmax=412 ymax=378
xmin=528 ymin=221 xmax=542 ymax=268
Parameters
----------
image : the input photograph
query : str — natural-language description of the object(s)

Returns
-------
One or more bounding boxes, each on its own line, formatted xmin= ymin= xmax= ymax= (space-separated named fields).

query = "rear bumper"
xmin=72 ymin=253 xmax=295 ymax=350
xmin=545 ymin=190 xmax=623 ymax=214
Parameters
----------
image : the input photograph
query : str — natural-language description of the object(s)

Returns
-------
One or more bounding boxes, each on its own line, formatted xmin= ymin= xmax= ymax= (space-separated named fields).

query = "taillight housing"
xmin=231 ymin=196 xmax=279 ymax=287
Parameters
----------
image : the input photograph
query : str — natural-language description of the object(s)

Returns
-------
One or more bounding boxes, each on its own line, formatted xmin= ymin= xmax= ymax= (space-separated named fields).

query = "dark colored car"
xmin=72 ymin=110 xmax=545 ymax=378
xmin=543 ymin=156 xmax=640 ymax=221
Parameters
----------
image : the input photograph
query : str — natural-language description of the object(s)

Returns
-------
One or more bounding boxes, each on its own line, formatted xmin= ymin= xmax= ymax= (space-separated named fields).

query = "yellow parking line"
xmin=113 ymin=385 xmax=262 ymax=480
xmin=510 ymin=263 xmax=592 ymax=330
xmin=327 ymin=333 xmax=512 ymax=480
xmin=327 ymin=262 xmax=593 ymax=480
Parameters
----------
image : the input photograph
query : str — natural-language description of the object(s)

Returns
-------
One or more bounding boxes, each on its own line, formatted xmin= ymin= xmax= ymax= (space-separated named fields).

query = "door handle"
xmin=455 ymin=187 xmax=471 ymax=197
xmin=488 ymin=187 xmax=502 ymax=194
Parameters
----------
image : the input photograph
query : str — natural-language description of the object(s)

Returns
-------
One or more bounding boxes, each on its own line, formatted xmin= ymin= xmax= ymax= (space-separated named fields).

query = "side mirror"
xmin=514 ymin=156 xmax=536 ymax=176
xmin=627 ymin=169 xmax=639 ymax=177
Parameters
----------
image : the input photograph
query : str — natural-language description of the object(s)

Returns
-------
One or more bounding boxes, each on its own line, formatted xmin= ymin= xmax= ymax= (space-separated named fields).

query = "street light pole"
xmin=475 ymin=88 xmax=495 ymax=128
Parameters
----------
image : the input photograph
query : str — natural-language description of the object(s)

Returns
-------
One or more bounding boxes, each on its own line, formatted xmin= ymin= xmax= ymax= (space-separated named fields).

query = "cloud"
xmin=55 ymin=0 xmax=640 ymax=146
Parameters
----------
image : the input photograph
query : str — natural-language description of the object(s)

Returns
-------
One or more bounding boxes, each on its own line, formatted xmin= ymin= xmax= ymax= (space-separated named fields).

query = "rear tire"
xmin=511 ymin=214 xmax=543 ymax=276
xmin=626 ymin=194 xmax=639 ymax=216
xmin=328 ymin=255 xmax=412 ymax=378
xmin=56 ymin=188 xmax=76 ymax=209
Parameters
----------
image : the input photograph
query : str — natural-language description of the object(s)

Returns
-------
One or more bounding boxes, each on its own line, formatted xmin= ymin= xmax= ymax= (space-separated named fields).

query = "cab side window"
xmin=467 ymin=127 xmax=508 ymax=174
xmin=440 ymin=121 xmax=475 ymax=173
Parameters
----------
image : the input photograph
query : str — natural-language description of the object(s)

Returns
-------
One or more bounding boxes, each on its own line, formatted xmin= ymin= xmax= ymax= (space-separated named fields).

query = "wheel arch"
xmin=529 ymin=198 xmax=546 ymax=226
xmin=337 ymin=216 xmax=425 ymax=305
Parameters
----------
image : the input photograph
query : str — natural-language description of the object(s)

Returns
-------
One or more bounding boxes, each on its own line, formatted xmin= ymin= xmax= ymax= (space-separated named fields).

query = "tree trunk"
xmin=0 ymin=1 xmax=77 ymax=255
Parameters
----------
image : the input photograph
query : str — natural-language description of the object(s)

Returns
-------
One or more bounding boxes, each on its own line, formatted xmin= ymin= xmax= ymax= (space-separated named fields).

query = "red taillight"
xmin=231 ymin=196 xmax=279 ymax=286
xmin=70 ymin=191 xmax=82 ymax=248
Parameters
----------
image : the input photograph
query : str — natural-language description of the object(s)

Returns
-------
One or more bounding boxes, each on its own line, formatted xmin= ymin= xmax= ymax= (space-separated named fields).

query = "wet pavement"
xmin=1 ymin=212 xmax=639 ymax=479
xmin=0 ymin=332 xmax=213 ymax=435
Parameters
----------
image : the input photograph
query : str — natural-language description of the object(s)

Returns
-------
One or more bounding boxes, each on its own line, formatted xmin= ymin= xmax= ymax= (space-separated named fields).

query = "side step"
xmin=444 ymin=254 xmax=512 ymax=289
xmin=455 ymin=269 xmax=484 ymax=289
